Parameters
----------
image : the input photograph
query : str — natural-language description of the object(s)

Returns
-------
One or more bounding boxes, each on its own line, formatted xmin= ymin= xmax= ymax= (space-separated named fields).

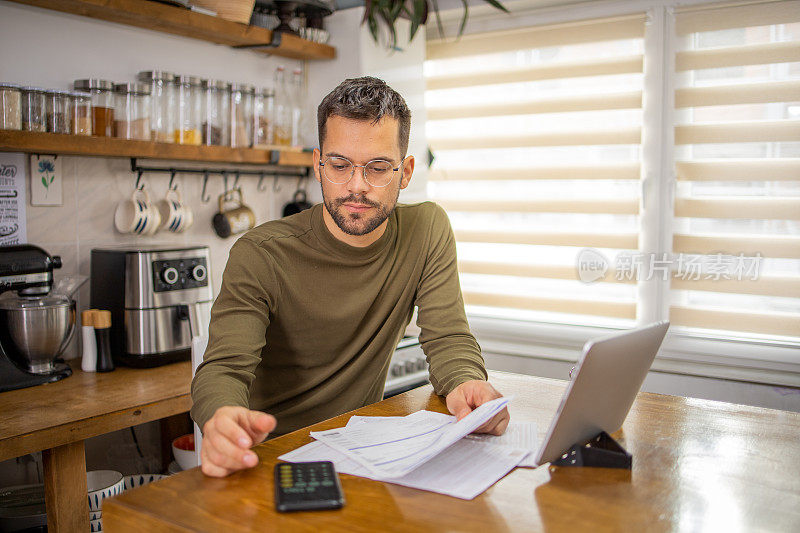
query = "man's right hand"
xmin=200 ymin=406 xmax=276 ymax=477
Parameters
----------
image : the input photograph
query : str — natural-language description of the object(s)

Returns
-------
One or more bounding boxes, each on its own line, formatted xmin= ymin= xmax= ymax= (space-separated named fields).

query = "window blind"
xmin=424 ymin=14 xmax=646 ymax=326
xmin=671 ymin=0 xmax=800 ymax=340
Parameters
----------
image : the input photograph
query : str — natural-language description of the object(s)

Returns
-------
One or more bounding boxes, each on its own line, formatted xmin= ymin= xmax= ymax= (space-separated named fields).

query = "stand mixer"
xmin=0 ymin=244 xmax=75 ymax=392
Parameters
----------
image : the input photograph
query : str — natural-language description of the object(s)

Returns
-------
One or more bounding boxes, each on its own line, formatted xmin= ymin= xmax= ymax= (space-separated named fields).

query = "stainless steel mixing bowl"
xmin=0 ymin=296 xmax=76 ymax=374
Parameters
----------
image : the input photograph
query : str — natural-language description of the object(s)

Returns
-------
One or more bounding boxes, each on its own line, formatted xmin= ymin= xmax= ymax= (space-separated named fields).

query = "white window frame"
xmin=430 ymin=0 xmax=800 ymax=386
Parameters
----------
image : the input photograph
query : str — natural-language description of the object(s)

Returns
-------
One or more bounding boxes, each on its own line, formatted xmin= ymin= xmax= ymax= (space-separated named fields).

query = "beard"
xmin=322 ymin=187 xmax=400 ymax=236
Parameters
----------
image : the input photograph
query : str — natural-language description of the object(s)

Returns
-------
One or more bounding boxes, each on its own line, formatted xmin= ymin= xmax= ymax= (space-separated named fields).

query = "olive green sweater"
xmin=190 ymin=201 xmax=486 ymax=435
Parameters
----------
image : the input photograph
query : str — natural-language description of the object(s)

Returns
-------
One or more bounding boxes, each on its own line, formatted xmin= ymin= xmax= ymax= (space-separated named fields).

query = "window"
xmin=424 ymin=0 xmax=800 ymax=380
xmin=672 ymin=1 xmax=800 ymax=341
xmin=425 ymin=15 xmax=646 ymax=329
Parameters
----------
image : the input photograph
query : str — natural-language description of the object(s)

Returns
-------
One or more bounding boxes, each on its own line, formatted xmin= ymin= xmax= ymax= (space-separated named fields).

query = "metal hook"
xmin=257 ymin=172 xmax=267 ymax=192
xmin=201 ymin=171 xmax=210 ymax=203
xmin=168 ymin=169 xmax=177 ymax=191
xmin=135 ymin=170 xmax=144 ymax=191
xmin=273 ymin=175 xmax=282 ymax=193
xmin=233 ymin=171 xmax=240 ymax=190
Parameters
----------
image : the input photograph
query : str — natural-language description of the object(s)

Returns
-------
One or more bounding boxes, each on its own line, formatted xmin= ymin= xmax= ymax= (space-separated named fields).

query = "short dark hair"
xmin=317 ymin=76 xmax=411 ymax=157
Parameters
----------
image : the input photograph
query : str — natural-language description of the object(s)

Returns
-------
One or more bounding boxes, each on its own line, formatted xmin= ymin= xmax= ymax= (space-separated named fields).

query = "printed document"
xmin=278 ymin=399 xmax=541 ymax=499
xmin=280 ymin=431 xmax=528 ymax=500
xmin=465 ymin=421 xmax=539 ymax=468
xmin=310 ymin=397 xmax=511 ymax=478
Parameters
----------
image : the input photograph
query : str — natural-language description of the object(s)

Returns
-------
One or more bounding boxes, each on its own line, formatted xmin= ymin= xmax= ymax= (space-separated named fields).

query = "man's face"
xmin=313 ymin=115 xmax=414 ymax=240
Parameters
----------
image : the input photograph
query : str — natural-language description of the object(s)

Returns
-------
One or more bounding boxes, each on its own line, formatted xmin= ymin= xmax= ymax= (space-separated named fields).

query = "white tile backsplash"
xmin=24 ymin=155 xmax=322 ymax=360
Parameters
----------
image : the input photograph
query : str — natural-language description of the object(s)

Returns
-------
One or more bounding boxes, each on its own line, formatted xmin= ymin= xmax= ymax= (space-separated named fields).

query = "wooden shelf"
xmin=7 ymin=0 xmax=336 ymax=61
xmin=0 ymin=130 xmax=314 ymax=167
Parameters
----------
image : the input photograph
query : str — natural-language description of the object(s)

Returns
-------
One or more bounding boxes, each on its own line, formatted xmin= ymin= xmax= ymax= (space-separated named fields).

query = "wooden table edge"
xmin=0 ymin=394 xmax=191 ymax=462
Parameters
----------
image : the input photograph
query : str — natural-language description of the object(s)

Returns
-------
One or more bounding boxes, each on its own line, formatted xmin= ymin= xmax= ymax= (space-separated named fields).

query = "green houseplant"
xmin=362 ymin=0 xmax=509 ymax=48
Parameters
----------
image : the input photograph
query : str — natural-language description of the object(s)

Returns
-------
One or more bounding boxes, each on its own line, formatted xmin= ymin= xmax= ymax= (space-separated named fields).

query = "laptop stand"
xmin=552 ymin=431 xmax=632 ymax=469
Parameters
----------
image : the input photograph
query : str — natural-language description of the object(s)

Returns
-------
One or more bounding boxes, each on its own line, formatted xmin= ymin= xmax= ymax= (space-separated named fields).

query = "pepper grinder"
xmin=94 ymin=310 xmax=115 ymax=372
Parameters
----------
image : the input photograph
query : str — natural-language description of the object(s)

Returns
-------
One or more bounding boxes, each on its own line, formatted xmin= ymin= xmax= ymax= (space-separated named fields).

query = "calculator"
xmin=274 ymin=461 xmax=345 ymax=512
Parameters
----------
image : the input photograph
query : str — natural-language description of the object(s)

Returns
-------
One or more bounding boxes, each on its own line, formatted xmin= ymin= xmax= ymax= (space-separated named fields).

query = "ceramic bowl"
xmin=90 ymin=517 xmax=102 ymax=532
xmin=89 ymin=510 xmax=101 ymax=521
xmin=172 ymin=433 xmax=197 ymax=471
xmin=123 ymin=474 xmax=168 ymax=491
xmin=86 ymin=470 xmax=123 ymax=512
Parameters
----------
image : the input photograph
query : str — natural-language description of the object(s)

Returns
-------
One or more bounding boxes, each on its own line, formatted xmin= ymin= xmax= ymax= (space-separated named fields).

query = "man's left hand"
xmin=445 ymin=380 xmax=510 ymax=436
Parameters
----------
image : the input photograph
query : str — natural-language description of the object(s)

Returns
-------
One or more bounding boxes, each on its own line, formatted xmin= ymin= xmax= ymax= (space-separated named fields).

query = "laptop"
xmin=534 ymin=321 xmax=670 ymax=466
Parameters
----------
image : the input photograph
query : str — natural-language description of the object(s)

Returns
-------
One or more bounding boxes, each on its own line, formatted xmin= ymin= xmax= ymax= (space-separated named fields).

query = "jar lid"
xmin=176 ymin=75 xmax=202 ymax=86
xmin=20 ymin=86 xmax=47 ymax=93
xmin=74 ymin=79 xmax=114 ymax=91
xmin=0 ymin=82 xmax=22 ymax=90
xmin=113 ymin=82 xmax=152 ymax=95
xmin=203 ymin=79 xmax=230 ymax=90
xmin=72 ymin=91 xmax=92 ymax=99
xmin=230 ymin=82 xmax=255 ymax=93
xmin=137 ymin=70 xmax=176 ymax=82
xmin=258 ymin=87 xmax=275 ymax=97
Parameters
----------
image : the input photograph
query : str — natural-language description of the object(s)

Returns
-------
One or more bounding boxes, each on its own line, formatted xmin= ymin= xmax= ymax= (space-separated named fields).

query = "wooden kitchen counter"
xmin=102 ymin=371 xmax=800 ymax=532
xmin=0 ymin=360 xmax=192 ymax=533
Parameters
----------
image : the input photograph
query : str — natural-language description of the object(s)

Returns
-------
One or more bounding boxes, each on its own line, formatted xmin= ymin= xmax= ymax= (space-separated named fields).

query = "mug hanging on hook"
xmin=213 ymin=187 xmax=255 ymax=238
xmin=282 ymin=177 xmax=312 ymax=217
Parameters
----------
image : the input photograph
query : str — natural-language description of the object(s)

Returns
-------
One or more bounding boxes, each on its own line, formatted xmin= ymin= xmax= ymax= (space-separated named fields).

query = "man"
xmin=191 ymin=76 xmax=509 ymax=478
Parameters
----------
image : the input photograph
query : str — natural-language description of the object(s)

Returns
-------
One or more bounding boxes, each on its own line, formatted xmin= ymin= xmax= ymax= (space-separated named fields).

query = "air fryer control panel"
xmin=151 ymin=257 xmax=208 ymax=292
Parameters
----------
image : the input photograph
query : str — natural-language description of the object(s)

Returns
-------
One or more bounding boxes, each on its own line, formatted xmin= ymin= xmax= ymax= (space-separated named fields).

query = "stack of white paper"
xmin=278 ymin=397 xmax=539 ymax=500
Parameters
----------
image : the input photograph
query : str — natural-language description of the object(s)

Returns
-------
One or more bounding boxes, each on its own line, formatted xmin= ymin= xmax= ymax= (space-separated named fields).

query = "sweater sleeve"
xmin=414 ymin=203 xmax=487 ymax=396
xmin=190 ymin=236 xmax=278 ymax=431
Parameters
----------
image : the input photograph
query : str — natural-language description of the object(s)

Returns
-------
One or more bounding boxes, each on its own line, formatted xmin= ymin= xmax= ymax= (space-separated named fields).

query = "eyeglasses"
xmin=319 ymin=156 xmax=404 ymax=188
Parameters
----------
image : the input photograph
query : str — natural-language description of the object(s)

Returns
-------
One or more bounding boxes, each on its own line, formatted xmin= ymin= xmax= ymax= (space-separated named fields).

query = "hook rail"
xmin=130 ymin=158 xmax=306 ymax=202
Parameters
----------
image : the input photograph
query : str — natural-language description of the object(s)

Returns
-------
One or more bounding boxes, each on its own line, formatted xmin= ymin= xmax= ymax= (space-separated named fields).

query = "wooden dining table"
xmin=101 ymin=370 xmax=800 ymax=531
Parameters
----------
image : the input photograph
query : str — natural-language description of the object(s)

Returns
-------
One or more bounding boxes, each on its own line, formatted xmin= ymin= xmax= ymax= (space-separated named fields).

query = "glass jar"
xmin=174 ymin=75 xmax=202 ymax=145
xmin=230 ymin=82 xmax=254 ymax=148
xmin=74 ymin=79 xmax=115 ymax=137
xmin=137 ymin=70 xmax=175 ymax=143
xmin=72 ymin=91 xmax=92 ymax=136
xmin=0 ymin=83 xmax=22 ymax=130
xmin=21 ymin=87 xmax=47 ymax=132
xmin=273 ymin=66 xmax=291 ymax=146
xmin=202 ymin=79 xmax=230 ymax=146
xmin=253 ymin=87 xmax=274 ymax=147
xmin=45 ymin=90 xmax=72 ymax=134
xmin=114 ymin=83 xmax=151 ymax=140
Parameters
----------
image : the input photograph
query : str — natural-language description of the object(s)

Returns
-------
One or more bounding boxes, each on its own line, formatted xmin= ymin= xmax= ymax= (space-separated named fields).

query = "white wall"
xmin=306 ymin=7 xmax=429 ymax=203
xmin=0 ymin=2 xmax=299 ymax=89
